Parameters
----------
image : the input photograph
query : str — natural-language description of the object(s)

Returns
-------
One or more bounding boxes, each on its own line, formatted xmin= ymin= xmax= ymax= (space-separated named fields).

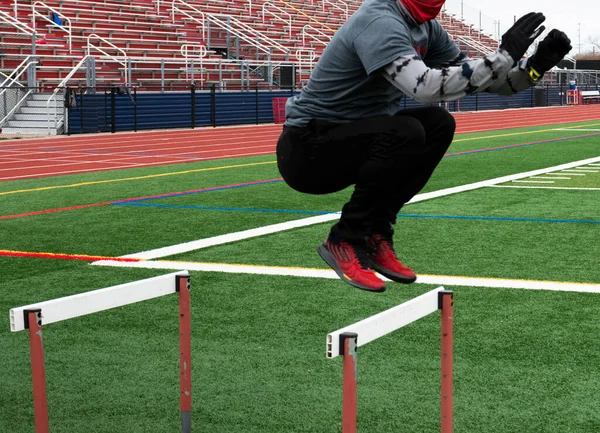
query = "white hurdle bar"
xmin=9 ymin=271 xmax=192 ymax=433
xmin=326 ymin=287 xmax=454 ymax=433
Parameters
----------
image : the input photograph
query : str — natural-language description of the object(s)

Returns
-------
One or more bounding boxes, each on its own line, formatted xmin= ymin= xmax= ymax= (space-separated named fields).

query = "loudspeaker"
xmin=280 ymin=66 xmax=295 ymax=88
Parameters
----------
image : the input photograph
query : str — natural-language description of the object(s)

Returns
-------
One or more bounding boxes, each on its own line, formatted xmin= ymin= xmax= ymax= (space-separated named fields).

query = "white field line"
xmin=588 ymin=164 xmax=600 ymax=167
xmin=511 ymin=180 xmax=555 ymax=184
xmin=558 ymin=172 xmax=586 ymax=176
xmin=103 ymin=155 xmax=600 ymax=261
xmin=530 ymin=176 xmax=571 ymax=180
xmin=93 ymin=260 xmax=600 ymax=294
xmin=560 ymin=170 xmax=597 ymax=173
xmin=491 ymin=185 xmax=600 ymax=191
xmin=553 ymin=128 xmax=600 ymax=132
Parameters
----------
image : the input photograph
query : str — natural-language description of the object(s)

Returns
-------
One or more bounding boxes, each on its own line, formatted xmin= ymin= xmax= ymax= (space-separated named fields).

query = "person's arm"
xmin=484 ymin=57 xmax=538 ymax=95
xmin=383 ymin=49 xmax=514 ymax=103
xmin=382 ymin=12 xmax=546 ymax=104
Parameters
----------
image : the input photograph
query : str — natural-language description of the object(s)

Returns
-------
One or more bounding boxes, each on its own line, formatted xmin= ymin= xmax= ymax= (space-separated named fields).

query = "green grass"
xmin=1 ymin=121 xmax=600 ymax=432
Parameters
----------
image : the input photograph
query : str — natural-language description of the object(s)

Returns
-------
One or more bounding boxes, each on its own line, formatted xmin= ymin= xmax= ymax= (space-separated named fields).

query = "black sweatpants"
xmin=276 ymin=106 xmax=456 ymax=241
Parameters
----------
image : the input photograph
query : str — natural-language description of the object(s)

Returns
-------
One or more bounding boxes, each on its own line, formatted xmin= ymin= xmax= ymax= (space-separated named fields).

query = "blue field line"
xmin=396 ymin=213 xmax=600 ymax=224
xmin=110 ymin=201 xmax=600 ymax=224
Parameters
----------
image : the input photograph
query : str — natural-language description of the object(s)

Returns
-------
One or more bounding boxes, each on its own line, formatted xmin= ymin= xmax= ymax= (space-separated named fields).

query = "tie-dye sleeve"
xmin=483 ymin=58 xmax=538 ymax=95
xmin=383 ymin=49 xmax=515 ymax=103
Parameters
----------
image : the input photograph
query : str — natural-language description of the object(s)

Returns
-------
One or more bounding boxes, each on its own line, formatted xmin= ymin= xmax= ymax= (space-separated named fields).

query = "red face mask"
xmin=400 ymin=0 xmax=445 ymax=24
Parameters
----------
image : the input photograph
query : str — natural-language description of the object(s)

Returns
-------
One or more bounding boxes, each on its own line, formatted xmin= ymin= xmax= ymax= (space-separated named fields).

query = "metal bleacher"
xmin=1 ymin=0 xmax=499 ymax=90
xmin=0 ymin=0 xmax=501 ymax=134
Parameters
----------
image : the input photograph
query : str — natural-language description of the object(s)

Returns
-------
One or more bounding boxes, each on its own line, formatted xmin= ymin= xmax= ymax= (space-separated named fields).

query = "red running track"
xmin=1 ymin=105 xmax=598 ymax=182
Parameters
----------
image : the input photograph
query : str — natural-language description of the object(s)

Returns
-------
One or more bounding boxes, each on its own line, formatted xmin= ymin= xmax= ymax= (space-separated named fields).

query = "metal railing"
xmin=86 ymin=33 xmax=130 ymax=83
xmin=294 ymin=49 xmax=316 ymax=85
xmin=0 ymin=87 xmax=33 ymax=129
xmin=0 ymin=8 xmax=35 ymax=35
xmin=301 ymin=24 xmax=331 ymax=47
xmin=32 ymin=1 xmax=72 ymax=51
xmin=0 ymin=56 xmax=38 ymax=128
xmin=262 ymin=2 xmax=292 ymax=38
xmin=181 ymin=44 xmax=208 ymax=82
xmin=322 ymin=0 xmax=348 ymax=21
xmin=207 ymin=14 xmax=290 ymax=57
xmin=454 ymin=35 xmax=494 ymax=56
xmin=46 ymin=55 xmax=94 ymax=133
xmin=171 ymin=0 xmax=206 ymax=39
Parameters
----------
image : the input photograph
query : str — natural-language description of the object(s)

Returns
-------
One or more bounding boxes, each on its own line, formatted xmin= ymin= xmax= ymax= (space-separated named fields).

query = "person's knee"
xmin=388 ymin=117 xmax=427 ymax=156
xmin=428 ymin=106 xmax=456 ymax=136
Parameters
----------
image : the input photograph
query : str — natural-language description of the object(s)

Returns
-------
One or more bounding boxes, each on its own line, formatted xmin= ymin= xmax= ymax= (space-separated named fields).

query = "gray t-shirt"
xmin=285 ymin=0 xmax=460 ymax=126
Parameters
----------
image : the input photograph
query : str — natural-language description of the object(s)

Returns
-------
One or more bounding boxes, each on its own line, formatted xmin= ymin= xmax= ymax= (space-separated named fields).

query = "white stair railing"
xmin=32 ymin=1 xmax=72 ymax=51
xmin=86 ymin=33 xmax=130 ymax=83
xmin=0 ymin=56 xmax=36 ymax=90
xmin=180 ymin=44 xmax=208 ymax=82
xmin=0 ymin=56 xmax=38 ymax=128
xmin=454 ymin=35 xmax=494 ymax=56
xmin=302 ymin=24 xmax=331 ymax=47
xmin=46 ymin=55 xmax=93 ymax=134
xmin=0 ymin=8 xmax=35 ymax=35
xmin=262 ymin=2 xmax=292 ymax=38
xmin=171 ymin=0 xmax=206 ymax=39
xmin=295 ymin=48 xmax=316 ymax=84
xmin=207 ymin=14 xmax=290 ymax=56
xmin=322 ymin=0 xmax=348 ymax=20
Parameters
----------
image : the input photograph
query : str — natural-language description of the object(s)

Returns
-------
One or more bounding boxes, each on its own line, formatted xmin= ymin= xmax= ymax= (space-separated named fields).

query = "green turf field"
xmin=1 ymin=120 xmax=600 ymax=433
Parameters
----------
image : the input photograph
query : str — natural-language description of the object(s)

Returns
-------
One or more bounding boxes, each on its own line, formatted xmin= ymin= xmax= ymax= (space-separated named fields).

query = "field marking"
xmin=588 ymin=163 xmax=600 ymax=167
xmin=491 ymin=185 xmax=600 ymax=191
xmin=453 ymin=122 xmax=600 ymax=143
xmin=530 ymin=176 xmax=571 ymax=180
xmin=0 ymin=161 xmax=277 ymax=196
xmin=4 ymin=124 xmax=600 ymax=196
xmin=511 ymin=180 xmax=555 ymax=184
xmin=553 ymin=128 xmax=600 ymax=132
xmin=104 ymin=156 xmax=600 ymax=261
xmin=561 ymin=169 xmax=599 ymax=173
xmin=92 ymin=259 xmax=600 ymax=294
xmin=558 ymin=172 xmax=586 ymax=176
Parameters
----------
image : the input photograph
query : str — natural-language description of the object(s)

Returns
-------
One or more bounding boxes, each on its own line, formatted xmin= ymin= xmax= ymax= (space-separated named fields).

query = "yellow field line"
xmin=0 ymin=161 xmax=277 ymax=196
xmin=2 ymin=122 xmax=598 ymax=197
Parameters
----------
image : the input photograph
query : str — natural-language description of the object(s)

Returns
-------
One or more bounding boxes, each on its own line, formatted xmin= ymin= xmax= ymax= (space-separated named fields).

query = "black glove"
xmin=530 ymin=29 xmax=573 ymax=75
xmin=500 ymin=12 xmax=546 ymax=65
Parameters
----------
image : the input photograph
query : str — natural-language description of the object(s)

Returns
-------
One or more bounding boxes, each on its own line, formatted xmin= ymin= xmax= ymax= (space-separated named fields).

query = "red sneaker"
xmin=318 ymin=238 xmax=386 ymax=292
xmin=369 ymin=234 xmax=417 ymax=284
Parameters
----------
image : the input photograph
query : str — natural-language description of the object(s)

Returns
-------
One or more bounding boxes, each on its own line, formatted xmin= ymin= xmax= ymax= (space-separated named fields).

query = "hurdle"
xmin=327 ymin=287 xmax=453 ymax=433
xmin=9 ymin=271 xmax=192 ymax=433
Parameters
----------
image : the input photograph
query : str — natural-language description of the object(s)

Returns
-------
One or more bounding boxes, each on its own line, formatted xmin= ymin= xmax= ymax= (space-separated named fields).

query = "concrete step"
xmin=13 ymin=112 xmax=63 ymax=121
xmin=4 ymin=120 xmax=62 ymax=135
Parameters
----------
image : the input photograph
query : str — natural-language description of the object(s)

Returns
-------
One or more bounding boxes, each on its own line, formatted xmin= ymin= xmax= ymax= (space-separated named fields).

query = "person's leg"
xmin=374 ymin=106 xmax=457 ymax=233
xmin=365 ymin=106 xmax=456 ymax=284
xmin=277 ymin=115 xmax=429 ymax=291
xmin=277 ymin=120 xmax=388 ymax=291
xmin=276 ymin=120 xmax=363 ymax=196
xmin=314 ymin=116 xmax=429 ymax=241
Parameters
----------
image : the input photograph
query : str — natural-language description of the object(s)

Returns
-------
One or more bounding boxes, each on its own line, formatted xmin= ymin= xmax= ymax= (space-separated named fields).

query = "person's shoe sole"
xmin=317 ymin=243 xmax=386 ymax=292
xmin=370 ymin=262 xmax=417 ymax=284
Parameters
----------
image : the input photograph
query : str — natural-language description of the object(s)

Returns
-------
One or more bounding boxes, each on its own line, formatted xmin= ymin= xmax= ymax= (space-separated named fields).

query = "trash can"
xmin=271 ymin=98 xmax=288 ymax=124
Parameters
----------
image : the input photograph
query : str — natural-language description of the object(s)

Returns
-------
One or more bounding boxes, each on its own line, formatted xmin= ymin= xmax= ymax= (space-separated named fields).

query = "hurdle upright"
xmin=9 ymin=271 xmax=192 ymax=433
xmin=327 ymin=287 xmax=453 ymax=433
